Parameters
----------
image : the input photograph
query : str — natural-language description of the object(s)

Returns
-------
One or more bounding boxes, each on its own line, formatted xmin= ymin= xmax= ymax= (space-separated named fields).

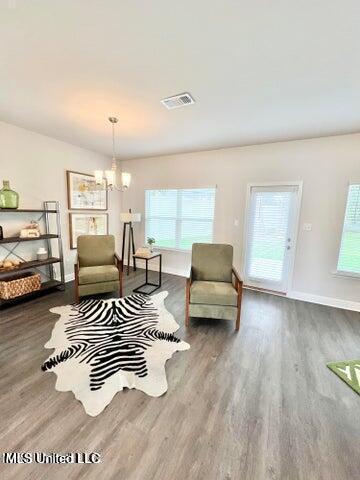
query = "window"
xmin=145 ymin=188 xmax=216 ymax=250
xmin=337 ymin=184 xmax=360 ymax=275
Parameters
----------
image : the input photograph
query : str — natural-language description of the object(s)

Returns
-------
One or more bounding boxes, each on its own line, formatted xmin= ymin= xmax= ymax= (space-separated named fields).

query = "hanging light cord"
xmin=111 ymin=121 xmax=116 ymax=170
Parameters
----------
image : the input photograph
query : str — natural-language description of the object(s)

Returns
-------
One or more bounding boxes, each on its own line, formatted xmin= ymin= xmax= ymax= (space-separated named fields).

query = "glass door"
xmin=244 ymin=185 xmax=300 ymax=293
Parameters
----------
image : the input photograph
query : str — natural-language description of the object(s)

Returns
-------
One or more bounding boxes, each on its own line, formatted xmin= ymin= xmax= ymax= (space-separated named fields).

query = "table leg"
xmin=159 ymin=255 xmax=162 ymax=287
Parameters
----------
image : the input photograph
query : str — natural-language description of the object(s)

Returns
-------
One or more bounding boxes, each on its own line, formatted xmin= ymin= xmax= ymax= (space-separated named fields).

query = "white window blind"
xmin=246 ymin=188 xmax=293 ymax=283
xmin=337 ymin=184 xmax=360 ymax=275
xmin=145 ymin=188 xmax=216 ymax=250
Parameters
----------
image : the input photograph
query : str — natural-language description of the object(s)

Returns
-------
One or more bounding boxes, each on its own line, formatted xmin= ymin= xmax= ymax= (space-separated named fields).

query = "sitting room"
xmin=0 ymin=2 xmax=359 ymax=480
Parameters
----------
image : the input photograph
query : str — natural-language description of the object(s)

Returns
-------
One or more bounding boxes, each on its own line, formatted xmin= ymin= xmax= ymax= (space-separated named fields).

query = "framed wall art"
xmin=69 ymin=212 xmax=109 ymax=249
xmin=66 ymin=170 xmax=108 ymax=210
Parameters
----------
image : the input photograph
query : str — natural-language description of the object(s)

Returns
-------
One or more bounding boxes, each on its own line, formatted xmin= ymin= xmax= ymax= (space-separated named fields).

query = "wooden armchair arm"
xmin=185 ymin=268 xmax=193 ymax=327
xmin=232 ymin=267 xmax=242 ymax=286
xmin=232 ymin=267 xmax=243 ymax=331
xmin=114 ymin=253 xmax=123 ymax=297
xmin=114 ymin=252 xmax=122 ymax=269
xmin=187 ymin=267 xmax=193 ymax=285
xmin=74 ymin=254 xmax=80 ymax=276
xmin=74 ymin=255 xmax=80 ymax=302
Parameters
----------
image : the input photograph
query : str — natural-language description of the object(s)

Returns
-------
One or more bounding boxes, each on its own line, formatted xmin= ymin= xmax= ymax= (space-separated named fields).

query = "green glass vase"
xmin=0 ymin=180 xmax=19 ymax=209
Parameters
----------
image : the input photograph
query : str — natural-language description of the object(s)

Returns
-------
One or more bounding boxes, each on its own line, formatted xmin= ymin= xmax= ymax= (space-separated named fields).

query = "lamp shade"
xmin=120 ymin=212 xmax=141 ymax=223
xmin=121 ymin=172 xmax=131 ymax=189
xmin=105 ymin=169 xmax=116 ymax=187
xmin=94 ymin=170 xmax=103 ymax=185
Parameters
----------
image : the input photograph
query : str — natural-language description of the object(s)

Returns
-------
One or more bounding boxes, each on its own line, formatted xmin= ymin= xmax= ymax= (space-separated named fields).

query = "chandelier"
xmin=94 ymin=117 xmax=131 ymax=191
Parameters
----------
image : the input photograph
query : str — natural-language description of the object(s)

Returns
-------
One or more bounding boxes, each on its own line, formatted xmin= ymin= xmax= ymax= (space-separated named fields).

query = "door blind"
xmin=247 ymin=188 xmax=293 ymax=283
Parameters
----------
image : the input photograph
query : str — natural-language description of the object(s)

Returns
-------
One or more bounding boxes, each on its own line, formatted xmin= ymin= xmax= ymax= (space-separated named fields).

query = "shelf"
xmin=0 ymin=280 xmax=64 ymax=305
xmin=0 ymin=257 xmax=60 ymax=277
xmin=0 ymin=234 xmax=59 ymax=244
xmin=0 ymin=208 xmax=58 ymax=213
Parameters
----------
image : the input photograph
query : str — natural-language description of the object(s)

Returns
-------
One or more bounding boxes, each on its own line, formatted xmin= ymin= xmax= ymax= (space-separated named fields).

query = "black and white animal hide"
xmin=42 ymin=291 xmax=190 ymax=416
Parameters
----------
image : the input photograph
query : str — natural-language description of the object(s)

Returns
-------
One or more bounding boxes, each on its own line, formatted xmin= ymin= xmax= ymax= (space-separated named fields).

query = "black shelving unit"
xmin=0 ymin=201 xmax=65 ymax=306
xmin=0 ymin=234 xmax=59 ymax=244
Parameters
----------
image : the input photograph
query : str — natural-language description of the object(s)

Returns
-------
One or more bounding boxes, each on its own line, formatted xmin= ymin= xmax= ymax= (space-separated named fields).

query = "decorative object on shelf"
xmin=147 ymin=237 xmax=156 ymax=252
xmin=0 ymin=225 xmax=3 ymax=240
xmin=41 ymin=291 xmax=190 ymax=416
xmin=69 ymin=212 xmax=108 ymax=249
xmin=120 ymin=209 xmax=141 ymax=275
xmin=93 ymin=117 xmax=131 ymax=191
xmin=66 ymin=170 xmax=108 ymax=210
xmin=37 ymin=247 xmax=48 ymax=261
xmin=0 ymin=259 xmax=23 ymax=272
xmin=0 ymin=180 xmax=19 ymax=209
xmin=0 ymin=271 xmax=41 ymax=300
xmin=135 ymin=246 xmax=152 ymax=258
xmin=19 ymin=220 xmax=41 ymax=238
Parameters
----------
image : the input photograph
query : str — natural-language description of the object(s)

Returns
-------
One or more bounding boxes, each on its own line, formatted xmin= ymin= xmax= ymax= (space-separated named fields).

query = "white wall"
xmin=0 ymin=121 xmax=121 ymax=280
xmin=121 ymin=133 xmax=360 ymax=310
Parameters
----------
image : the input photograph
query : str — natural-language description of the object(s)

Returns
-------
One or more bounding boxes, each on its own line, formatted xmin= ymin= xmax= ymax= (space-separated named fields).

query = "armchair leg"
xmin=185 ymin=278 xmax=190 ymax=327
xmin=74 ymin=264 xmax=80 ymax=303
xmin=118 ymin=261 xmax=123 ymax=298
xmin=235 ymin=281 xmax=243 ymax=331
xmin=185 ymin=304 xmax=190 ymax=327
xmin=119 ymin=271 xmax=123 ymax=298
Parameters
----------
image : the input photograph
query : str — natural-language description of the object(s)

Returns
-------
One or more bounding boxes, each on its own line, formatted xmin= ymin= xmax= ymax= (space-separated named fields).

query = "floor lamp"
xmin=120 ymin=210 xmax=141 ymax=275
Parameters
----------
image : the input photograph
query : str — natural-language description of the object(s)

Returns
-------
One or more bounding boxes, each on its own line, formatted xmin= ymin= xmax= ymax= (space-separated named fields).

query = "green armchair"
xmin=74 ymin=235 xmax=123 ymax=302
xmin=185 ymin=243 xmax=243 ymax=331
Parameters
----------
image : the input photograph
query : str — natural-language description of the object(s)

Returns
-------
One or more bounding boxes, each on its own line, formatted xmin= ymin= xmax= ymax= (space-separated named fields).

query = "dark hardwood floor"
xmin=0 ymin=269 xmax=359 ymax=480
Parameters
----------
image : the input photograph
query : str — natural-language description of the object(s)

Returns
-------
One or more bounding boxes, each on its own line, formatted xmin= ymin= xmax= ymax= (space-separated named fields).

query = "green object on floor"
xmin=327 ymin=359 xmax=360 ymax=395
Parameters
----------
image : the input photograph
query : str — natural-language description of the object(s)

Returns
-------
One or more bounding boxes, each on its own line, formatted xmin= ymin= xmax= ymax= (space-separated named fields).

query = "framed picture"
xmin=69 ymin=213 xmax=109 ymax=249
xmin=67 ymin=170 xmax=108 ymax=210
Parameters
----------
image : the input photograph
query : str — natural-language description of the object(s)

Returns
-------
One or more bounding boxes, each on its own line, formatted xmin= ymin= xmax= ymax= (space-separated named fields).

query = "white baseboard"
xmin=161 ymin=266 xmax=187 ymax=277
xmin=63 ymin=264 xmax=359 ymax=312
xmin=288 ymin=290 xmax=360 ymax=312
xmin=123 ymin=260 xmax=188 ymax=278
xmin=64 ymin=266 xmax=187 ymax=284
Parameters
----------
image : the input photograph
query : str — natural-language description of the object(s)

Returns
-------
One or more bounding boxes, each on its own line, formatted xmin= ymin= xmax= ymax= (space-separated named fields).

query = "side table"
xmin=132 ymin=252 xmax=162 ymax=294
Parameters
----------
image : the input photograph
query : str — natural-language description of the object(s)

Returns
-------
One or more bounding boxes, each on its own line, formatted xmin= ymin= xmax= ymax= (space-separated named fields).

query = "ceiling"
xmin=1 ymin=0 xmax=360 ymax=159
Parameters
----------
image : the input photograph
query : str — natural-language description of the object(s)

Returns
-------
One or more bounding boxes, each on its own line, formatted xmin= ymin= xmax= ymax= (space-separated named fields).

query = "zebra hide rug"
xmin=41 ymin=291 xmax=190 ymax=416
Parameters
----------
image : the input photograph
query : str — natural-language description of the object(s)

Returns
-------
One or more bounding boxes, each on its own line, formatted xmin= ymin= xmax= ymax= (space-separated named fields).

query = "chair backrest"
xmin=191 ymin=243 xmax=233 ymax=283
xmin=77 ymin=235 xmax=115 ymax=267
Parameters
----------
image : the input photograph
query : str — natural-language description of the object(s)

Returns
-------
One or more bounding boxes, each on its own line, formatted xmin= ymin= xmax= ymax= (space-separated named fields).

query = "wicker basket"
xmin=0 ymin=272 xmax=41 ymax=300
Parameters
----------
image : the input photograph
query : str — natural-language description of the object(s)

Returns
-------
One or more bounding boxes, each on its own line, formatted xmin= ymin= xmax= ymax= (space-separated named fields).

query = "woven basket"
xmin=0 ymin=272 xmax=41 ymax=300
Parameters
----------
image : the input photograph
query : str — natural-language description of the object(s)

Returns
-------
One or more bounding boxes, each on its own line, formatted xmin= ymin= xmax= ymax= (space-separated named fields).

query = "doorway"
xmin=243 ymin=183 xmax=302 ymax=293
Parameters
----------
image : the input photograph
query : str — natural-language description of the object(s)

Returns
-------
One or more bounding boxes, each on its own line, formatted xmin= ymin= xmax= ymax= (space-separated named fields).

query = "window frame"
xmin=335 ymin=182 xmax=360 ymax=279
xmin=144 ymin=187 xmax=216 ymax=252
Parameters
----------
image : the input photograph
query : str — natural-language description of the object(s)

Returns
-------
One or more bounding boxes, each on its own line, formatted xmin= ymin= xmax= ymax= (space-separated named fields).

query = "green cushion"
xmin=192 ymin=243 xmax=233 ymax=282
xmin=189 ymin=303 xmax=237 ymax=321
xmin=79 ymin=265 xmax=119 ymax=285
xmin=78 ymin=235 xmax=115 ymax=267
xmin=190 ymin=280 xmax=238 ymax=306
xmin=79 ymin=280 xmax=119 ymax=297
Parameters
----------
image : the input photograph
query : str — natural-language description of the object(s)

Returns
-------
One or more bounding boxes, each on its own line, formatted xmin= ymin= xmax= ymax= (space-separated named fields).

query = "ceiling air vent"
xmin=161 ymin=93 xmax=195 ymax=110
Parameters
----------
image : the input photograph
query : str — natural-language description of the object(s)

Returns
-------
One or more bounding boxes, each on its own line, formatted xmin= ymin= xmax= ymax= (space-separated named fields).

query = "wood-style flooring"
xmin=0 ymin=269 xmax=359 ymax=480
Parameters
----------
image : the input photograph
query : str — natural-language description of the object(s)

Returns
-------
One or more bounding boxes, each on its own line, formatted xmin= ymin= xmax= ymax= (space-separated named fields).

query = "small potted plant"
xmin=147 ymin=237 xmax=156 ymax=252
